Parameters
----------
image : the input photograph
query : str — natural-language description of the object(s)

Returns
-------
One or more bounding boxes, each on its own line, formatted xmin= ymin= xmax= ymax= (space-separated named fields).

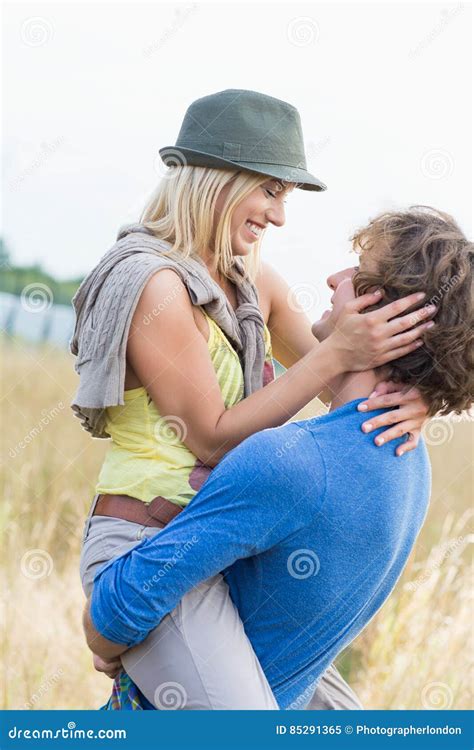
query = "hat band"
xmin=176 ymin=141 xmax=306 ymax=168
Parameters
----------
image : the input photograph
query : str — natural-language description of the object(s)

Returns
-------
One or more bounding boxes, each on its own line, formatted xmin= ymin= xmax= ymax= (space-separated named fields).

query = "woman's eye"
xmin=264 ymin=186 xmax=288 ymax=203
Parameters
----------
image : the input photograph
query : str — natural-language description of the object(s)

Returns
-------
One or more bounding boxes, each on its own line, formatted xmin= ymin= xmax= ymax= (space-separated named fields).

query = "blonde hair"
xmin=139 ymin=166 xmax=270 ymax=282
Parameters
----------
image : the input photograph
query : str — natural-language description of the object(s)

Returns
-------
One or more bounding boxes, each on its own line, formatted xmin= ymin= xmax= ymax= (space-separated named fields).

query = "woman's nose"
xmin=326 ymin=273 xmax=337 ymax=291
xmin=266 ymin=203 xmax=286 ymax=228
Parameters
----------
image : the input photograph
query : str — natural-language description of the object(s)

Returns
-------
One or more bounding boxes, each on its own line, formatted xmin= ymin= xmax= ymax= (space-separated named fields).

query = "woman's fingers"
xmin=368 ymin=291 xmax=427 ymax=321
xmin=369 ymin=380 xmax=414 ymax=399
xmin=361 ymin=404 xmax=423 ymax=434
xmin=382 ymin=320 xmax=435 ymax=353
xmin=358 ymin=386 xmax=421 ymax=412
xmin=369 ymin=380 xmax=402 ymax=398
xmin=346 ymin=288 xmax=384 ymax=312
xmin=375 ymin=421 xmax=419 ymax=453
xmin=396 ymin=430 xmax=420 ymax=456
xmin=378 ymin=339 xmax=425 ymax=363
xmin=385 ymin=304 xmax=437 ymax=337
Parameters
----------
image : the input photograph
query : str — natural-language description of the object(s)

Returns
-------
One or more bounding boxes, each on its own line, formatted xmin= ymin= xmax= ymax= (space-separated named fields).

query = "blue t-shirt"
xmin=90 ymin=398 xmax=431 ymax=709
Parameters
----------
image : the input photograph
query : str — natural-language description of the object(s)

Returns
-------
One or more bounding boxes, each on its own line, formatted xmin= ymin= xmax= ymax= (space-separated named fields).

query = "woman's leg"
xmin=121 ymin=574 xmax=278 ymax=709
xmin=80 ymin=498 xmax=362 ymax=710
xmin=80 ymin=505 xmax=278 ymax=709
xmin=306 ymin=665 xmax=363 ymax=710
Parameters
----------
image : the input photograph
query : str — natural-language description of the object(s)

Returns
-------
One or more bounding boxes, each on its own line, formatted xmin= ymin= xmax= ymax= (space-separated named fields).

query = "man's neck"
xmin=329 ymin=369 xmax=383 ymax=412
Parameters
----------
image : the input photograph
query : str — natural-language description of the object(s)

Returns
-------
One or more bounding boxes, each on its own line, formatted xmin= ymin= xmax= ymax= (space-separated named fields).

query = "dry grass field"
xmin=1 ymin=338 xmax=472 ymax=710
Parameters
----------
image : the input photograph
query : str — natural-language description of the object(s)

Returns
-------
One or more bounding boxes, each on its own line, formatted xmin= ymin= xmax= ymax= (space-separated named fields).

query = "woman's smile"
xmin=243 ymin=220 xmax=264 ymax=241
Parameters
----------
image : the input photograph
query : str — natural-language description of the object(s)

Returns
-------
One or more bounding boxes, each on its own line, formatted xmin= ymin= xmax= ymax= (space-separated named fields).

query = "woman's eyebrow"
xmin=272 ymin=179 xmax=292 ymax=193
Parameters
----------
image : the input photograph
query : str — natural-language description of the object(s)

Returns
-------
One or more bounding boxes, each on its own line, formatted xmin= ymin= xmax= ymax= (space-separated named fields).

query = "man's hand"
xmin=93 ymin=653 xmax=122 ymax=680
xmin=83 ymin=597 xmax=129 ymax=660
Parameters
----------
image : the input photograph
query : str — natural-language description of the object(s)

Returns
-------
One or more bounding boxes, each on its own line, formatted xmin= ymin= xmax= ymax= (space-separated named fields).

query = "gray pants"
xmin=80 ymin=495 xmax=362 ymax=710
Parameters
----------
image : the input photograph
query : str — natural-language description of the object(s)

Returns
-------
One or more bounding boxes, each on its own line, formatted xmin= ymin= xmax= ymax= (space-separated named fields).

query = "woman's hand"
xmin=356 ymin=381 xmax=430 ymax=456
xmin=92 ymin=653 xmax=122 ymax=680
xmin=326 ymin=280 xmax=436 ymax=372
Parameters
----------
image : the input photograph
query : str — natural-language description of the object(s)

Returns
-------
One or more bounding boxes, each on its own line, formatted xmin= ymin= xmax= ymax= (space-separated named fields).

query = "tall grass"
xmin=1 ymin=339 xmax=472 ymax=709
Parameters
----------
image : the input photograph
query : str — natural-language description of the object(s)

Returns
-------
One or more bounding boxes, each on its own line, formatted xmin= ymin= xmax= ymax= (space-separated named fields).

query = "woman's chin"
xmin=231 ymin=242 xmax=254 ymax=257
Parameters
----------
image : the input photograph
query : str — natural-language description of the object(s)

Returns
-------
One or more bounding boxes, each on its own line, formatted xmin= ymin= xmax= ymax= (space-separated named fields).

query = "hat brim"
xmin=159 ymin=146 xmax=327 ymax=192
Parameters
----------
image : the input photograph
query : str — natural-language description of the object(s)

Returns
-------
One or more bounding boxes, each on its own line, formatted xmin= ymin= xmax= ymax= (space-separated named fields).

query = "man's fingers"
xmin=93 ymin=653 xmax=122 ymax=676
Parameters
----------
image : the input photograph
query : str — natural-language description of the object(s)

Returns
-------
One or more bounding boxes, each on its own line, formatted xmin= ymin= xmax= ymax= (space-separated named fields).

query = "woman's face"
xmin=215 ymin=177 xmax=294 ymax=257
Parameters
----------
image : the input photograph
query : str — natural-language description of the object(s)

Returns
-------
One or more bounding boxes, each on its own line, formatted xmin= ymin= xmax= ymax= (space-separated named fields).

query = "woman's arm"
xmin=127 ymin=269 xmax=431 ymax=466
xmin=257 ymin=262 xmax=431 ymax=453
xmin=256 ymin=261 xmax=333 ymax=403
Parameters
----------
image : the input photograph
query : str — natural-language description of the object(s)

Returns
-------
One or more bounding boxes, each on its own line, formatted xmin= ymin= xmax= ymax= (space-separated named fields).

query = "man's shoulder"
xmin=231 ymin=422 xmax=325 ymax=487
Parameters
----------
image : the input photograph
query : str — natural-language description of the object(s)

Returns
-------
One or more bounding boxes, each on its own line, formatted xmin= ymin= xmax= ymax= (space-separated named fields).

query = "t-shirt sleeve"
xmin=90 ymin=423 xmax=324 ymax=646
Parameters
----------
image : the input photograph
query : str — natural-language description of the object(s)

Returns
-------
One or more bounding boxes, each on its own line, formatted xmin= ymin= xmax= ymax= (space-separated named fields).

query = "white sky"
xmin=3 ymin=1 xmax=472 ymax=319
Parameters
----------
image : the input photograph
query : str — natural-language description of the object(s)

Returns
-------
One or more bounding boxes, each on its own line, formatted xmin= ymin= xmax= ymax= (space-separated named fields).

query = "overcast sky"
xmin=3 ymin=1 xmax=472 ymax=318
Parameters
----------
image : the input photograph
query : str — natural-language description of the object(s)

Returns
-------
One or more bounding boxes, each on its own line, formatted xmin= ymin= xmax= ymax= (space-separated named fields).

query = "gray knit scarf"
xmin=70 ymin=224 xmax=266 ymax=438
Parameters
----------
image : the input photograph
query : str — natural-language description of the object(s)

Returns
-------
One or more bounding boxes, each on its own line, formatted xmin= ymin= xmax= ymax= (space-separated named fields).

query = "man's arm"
xmin=85 ymin=425 xmax=320 ymax=659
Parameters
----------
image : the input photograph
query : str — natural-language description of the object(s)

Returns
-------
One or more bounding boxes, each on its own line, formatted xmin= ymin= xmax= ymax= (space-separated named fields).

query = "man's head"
xmin=348 ymin=206 xmax=473 ymax=416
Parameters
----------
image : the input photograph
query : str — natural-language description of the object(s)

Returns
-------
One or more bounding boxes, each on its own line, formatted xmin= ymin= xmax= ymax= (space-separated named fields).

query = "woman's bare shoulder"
xmin=255 ymin=261 xmax=276 ymax=324
xmin=255 ymin=260 xmax=289 ymax=324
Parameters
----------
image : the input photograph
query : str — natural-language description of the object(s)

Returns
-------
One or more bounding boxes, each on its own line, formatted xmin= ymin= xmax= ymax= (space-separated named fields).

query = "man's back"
xmin=225 ymin=398 xmax=431 ymax=708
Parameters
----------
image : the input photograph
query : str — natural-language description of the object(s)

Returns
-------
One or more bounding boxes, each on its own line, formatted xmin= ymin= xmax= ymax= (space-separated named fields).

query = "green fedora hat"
xmin=159 ymin=89 xmax=327 ymax=192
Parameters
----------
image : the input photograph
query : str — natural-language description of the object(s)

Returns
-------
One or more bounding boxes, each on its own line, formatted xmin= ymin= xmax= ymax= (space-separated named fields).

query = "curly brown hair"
xmin=351 ymin=206 xmax=473 ymax=417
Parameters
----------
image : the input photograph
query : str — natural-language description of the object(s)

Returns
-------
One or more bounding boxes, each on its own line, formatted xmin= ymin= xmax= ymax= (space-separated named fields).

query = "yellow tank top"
xmin=95 ymin=311 xmax=275 ymax=507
